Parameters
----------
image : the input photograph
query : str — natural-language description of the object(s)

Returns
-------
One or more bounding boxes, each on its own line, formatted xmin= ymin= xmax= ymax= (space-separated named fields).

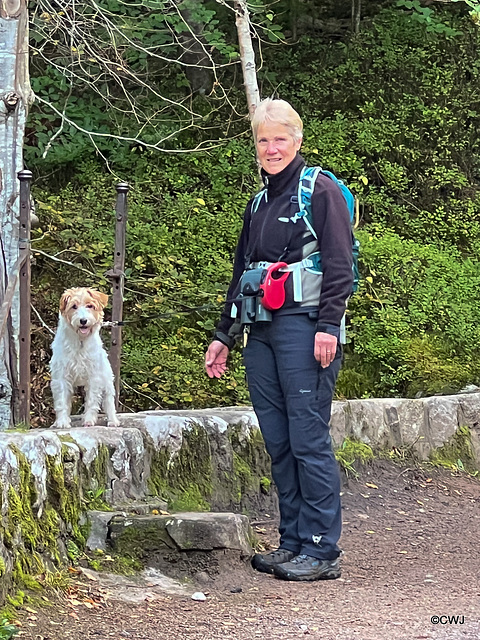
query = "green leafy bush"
xmin=0 ymin=619 xmax=18 ymax=640
xmin=28 ymin=4 xmax=480 ymax=415
xmin=338 ymin=230 xmax=480 ymax=398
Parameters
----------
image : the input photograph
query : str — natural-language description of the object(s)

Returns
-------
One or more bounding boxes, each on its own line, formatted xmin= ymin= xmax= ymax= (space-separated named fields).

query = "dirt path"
xmin=15 ymin=461 xmax=480 ymax=640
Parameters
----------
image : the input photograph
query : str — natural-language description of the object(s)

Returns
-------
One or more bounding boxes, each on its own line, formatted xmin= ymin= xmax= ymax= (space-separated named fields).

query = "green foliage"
xmin=81 ymin=488 xmax=111 ymax=512
xmin=0 ymin=619 xmax=19 ymax=640
xmin=429 ymin=426 xmax=479 ymax=475
xmin=339 ymin=229 xmax=480 ymax=397
xmin=28 ymin=2 xmax=480 ymax=411
xmin=282 ymin=7 xmax=480 ymax=251
xmin=335 ymin=439 xmax=374 ymax=477
xmin=31 ymin=144 xmax=256 ymax=419
xmin=396 ymin=1 xmax=463 ymax=35
xmin=27 ymin=0 xmax=243 ymax=167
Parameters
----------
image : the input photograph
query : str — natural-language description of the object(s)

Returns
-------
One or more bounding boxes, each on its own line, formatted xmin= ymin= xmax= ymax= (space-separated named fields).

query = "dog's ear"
xmin=59 ymin=290 xmax=73 ymax=312
xmin=89 ymin=290 xmax=109 ymax=309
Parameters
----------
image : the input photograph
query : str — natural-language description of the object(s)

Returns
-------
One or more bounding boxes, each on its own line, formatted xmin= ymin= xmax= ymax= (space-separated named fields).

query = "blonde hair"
xmin=251 ymin=98 xmax=303 ymax=143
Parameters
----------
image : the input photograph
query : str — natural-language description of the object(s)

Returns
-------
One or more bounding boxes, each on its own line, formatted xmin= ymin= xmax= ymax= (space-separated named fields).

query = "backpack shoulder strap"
xmin=293 ymin=166 xmax=322 ymax=239
xmin=251 ymin=187 xmax=267 ymax=215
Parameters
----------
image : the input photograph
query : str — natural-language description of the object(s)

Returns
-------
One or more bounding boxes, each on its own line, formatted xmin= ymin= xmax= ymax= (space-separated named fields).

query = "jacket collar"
xmin=261 ymin=153 xmax=305 ymax=197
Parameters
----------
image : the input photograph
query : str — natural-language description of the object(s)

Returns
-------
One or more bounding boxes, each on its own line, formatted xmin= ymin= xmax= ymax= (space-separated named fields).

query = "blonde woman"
xmin=206 ymin=99 xmax=353 ymax=581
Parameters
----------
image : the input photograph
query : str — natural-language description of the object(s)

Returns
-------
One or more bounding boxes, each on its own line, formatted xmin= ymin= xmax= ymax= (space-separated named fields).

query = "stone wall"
xmin=329 ymin=392 xmax=480 ymax=459
xmin=0 ymin=394 xmax=479 ymax=600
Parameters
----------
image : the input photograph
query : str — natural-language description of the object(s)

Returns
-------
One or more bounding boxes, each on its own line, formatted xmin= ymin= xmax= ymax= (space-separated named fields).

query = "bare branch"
xmin=34 ymin=93 xmax=247 ymax=153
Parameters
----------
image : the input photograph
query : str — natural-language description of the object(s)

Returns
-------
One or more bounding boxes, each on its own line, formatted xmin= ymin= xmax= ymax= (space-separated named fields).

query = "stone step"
xmin=86 ymin=499 xmax=169 ymax=552
xmin=106 ymin=511 xmax=254 ymax=583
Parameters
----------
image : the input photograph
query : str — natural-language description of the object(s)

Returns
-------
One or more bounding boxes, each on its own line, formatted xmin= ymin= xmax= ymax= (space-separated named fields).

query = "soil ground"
xmin=13 ymin=460 xmax=480 ymax=640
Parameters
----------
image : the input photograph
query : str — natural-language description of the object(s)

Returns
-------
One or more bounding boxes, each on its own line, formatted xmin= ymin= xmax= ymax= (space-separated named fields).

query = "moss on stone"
xmin=260 ymin=477 xmax=271 ymax=493
xmin=0 ymin=445 xmax=91 ymax=593
xmin=147 ymin=423 xmax=213 ymax=511
xmin=109 ymin=516 xmax=175 ymax=564
xmin=227 ymin=425 xmax=272 ymax=505
xmin=89 ymin=445 xmax=110 ymax=491
xmin=169 ymin=485 xmax=210 ymax=512
xmin=429 ymin=426 xmax=478 ymax=474
xmin=335 ymin=438 xmax=375 ymax=476
xmin=45 ymin=454 xmax=85 ymax=548
xmin=86 ymin=552 xmax=143 ymax=575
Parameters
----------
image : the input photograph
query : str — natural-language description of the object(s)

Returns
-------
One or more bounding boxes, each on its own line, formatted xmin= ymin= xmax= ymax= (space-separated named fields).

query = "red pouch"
xmin=259 ymin=262 xmax=289 ymax=311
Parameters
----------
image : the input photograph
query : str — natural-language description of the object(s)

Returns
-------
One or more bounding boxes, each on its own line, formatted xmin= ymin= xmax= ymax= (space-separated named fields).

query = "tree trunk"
xmin=0 ymin=0 xmax=33 ymax=429
xmin=233 ymin=0 xmax=260 ymax=118
xmin=174 ymin=0 xmax=213 ymax=96
xmin=352 ymin=0 xmax=361 ymax=34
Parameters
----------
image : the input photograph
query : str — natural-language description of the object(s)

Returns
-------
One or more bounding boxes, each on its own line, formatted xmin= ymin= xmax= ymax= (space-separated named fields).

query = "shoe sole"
xmin=251 ymin=560 xmax=276 ymax=575
xmin=273 ymin=567 xmax=341 ymax=582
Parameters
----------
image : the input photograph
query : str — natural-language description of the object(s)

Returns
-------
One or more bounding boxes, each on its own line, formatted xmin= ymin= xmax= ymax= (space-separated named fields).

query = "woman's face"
xmin=256 ymin=122 xmax=302 ymax=175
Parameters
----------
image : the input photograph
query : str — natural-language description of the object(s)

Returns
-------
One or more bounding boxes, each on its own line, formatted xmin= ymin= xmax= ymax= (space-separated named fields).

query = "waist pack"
xmin=235 ymin=262 xmax=289 ymax=325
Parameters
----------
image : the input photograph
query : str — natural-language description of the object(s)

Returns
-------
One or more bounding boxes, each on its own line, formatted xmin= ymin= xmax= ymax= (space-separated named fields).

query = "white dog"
xmin=50 ymin=287 xmax=120 ymax=429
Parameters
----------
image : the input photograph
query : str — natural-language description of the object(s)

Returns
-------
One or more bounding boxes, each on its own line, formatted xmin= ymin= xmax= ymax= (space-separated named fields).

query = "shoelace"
xmin=291 ymin=554 xmax=310 ymax=564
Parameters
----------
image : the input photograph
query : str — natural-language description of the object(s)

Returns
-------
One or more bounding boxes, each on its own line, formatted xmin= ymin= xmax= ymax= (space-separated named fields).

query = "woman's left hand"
xmin=314 ymin=332 xmax=337 ymax=368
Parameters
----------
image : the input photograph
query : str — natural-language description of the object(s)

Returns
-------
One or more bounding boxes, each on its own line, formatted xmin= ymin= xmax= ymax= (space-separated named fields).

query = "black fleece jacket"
xmin=214 ymin=154 xmax=354 ymax=348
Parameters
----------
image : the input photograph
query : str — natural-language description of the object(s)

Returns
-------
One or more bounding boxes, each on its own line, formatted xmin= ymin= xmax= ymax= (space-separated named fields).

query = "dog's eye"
xmin=87 ymin=304 xmax=95 ymax=309
xmin=71 ymin=304 xmax=78 ymax=310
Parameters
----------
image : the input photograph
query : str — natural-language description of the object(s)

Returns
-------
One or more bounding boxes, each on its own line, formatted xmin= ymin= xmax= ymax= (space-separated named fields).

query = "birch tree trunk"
xmin=0 ymin=0 xmax=32 ymax=429
xmin=352 ymin=0 xmax=361 ymax=34
xmin=233 ymin=0 xmax=260 ymax=118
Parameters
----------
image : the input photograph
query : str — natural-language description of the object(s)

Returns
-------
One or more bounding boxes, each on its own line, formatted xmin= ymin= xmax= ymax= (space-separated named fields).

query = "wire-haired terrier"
xmin=49 ymin=287 xmax=119 ymax=429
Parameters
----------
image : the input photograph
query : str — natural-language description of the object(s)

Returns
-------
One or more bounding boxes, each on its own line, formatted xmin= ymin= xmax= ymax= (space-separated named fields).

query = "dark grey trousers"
xmin=243 ymin=313 xmax=342 ymax=560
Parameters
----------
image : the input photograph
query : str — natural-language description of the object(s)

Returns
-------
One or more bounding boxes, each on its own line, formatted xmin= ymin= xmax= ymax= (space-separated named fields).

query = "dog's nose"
xmin=80 ymin=318 xmax=88 ymax=326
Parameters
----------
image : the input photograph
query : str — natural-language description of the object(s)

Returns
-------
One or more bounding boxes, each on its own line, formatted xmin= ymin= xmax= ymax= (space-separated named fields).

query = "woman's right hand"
xmin=205 ymin=340 xmax=229 ymax=379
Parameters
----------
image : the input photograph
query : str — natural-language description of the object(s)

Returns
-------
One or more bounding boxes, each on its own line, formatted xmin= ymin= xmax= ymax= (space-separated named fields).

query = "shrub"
xmin=338 ymin=229 xmax=480 ymax=398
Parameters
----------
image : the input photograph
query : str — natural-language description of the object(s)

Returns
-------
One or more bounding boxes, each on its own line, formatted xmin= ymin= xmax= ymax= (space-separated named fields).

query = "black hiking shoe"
xmin=251 ymin=548 xmax=297 ymax=575
xmin=273 ymin=554 xmax=341 ymax=581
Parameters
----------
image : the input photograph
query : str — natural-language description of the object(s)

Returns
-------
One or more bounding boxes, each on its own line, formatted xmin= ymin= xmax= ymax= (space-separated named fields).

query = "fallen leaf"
xmin=24 ymin=607 xmax=37 ymax=614
xmin=69 ymin=612 xmax=80 ymax=621
xmin=366 ymin=483 xmax=378 ymax=489
xmin=80 ymin=568 xmax=98 ymax=581
xmin=365 ymin=530 xmax=376 ymax=534
xmin=68 ymin=599 xmax=83 ymax=607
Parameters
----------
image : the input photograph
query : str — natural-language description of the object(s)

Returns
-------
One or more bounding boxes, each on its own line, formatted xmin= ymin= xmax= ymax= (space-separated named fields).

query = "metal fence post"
xmin=18 ymin=169 xmax=33 ymax=427
xmin=107 ymin=182 xmax=129 ymax=410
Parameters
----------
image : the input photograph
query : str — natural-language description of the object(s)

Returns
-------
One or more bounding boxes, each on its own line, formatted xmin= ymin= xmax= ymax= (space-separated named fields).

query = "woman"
xmin=205 ymin=98 xmax=353 ymax=581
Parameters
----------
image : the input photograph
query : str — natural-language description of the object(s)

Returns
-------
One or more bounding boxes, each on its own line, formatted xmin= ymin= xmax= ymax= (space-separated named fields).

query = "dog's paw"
xmin=107 ymin=417 xmax=120 ymax=428
xmin=52 ymin=419 xmax=72 ymax=430
xmin=82 ymin=420 xmax=96 ymax=428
